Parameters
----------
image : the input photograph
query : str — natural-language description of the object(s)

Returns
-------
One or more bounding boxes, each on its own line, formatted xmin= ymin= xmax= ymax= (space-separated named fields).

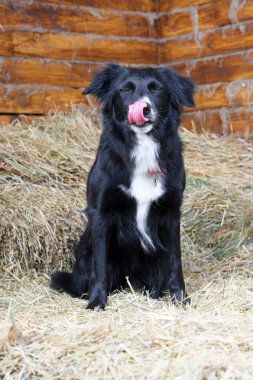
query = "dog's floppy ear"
xmin=159 ymin=67 xmax=195 ymax=108
xmin=83 ymin=63 xmax=121 ymax=102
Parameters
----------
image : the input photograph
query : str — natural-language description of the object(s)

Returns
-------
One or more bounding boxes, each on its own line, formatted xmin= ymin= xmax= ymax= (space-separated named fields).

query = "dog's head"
xmin=83 ymin=63 xmax=195 ymax=134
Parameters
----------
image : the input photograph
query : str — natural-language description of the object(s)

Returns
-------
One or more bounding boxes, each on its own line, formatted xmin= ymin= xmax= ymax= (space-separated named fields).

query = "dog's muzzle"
xmin=128 ymin=100 xmax=151 ymax=126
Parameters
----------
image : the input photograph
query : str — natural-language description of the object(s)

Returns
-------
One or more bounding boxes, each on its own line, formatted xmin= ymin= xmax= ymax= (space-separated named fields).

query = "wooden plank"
xmin=198 ymin=0 xmax=253 ymax=31
xmin=0 ymin=115 xmax=19 ymax=126
xmin=161 ymin=22 xmax=253 ymax=63
xmin=227 ymin=107 xmax=253 ymax=135
xmin=0 ymin=114 xmax=45 ymax=127
xmin=192 ymin=80 xmax=253 ymax=111
xmin=1 ymin=108 xmax=252 ymax=135
xmin=198 ymin=0 xmax=231 ymax=30
xmin=160 ymin=36 xmax=197 ymax=62
xmin=157 ymin=11 xmax=194 ymax=38
xmin=159 ymin=0 xmax=210 ymax=12
xmin=34 ymin=0 xmax=155 ymax=12
xmin=182 ymin=109 xmax=223 ymax=133
xmin=0 ymin=30 xmax=157 ymax=64
xmin=193 ymin=84 xmax=227 ymax=111
xmin=182 ymin=107 xmax=253 ymax=135
xmin=0 ymin=85 xmax=90 ymax=114
xmin=0 ymin=2 xmax=155 ymax=38
xmin=200 ymin=22 xmax=253 ymax=57
xmin=172 ymin=51 xmax=253 ymax=85
xmin=0 ymin=58 xmax=102 ymax=87
xmin=236 ymin=1 xmax=253 ymax=24
xmin=2 ymin=77 xmax=253 ymax=129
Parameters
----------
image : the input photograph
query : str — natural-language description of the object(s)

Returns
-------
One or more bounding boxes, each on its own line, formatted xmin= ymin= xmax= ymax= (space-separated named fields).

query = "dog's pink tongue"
xmin=128 ymin=100 xmax=148 ymax=126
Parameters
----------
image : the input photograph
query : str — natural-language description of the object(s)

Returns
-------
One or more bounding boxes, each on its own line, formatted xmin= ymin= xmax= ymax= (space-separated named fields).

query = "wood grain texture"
xmin=161 ymin=22 xmax=253 ymax=63
xmin=192 ymin=80 xmax=253 ymax=111
xmin=0 ymin=2 xmax=155 ymax=38
xmin=0 ymin=58 xmax=102 ymax=87
xmin=34 ymin=0 xmax=156 ymax=12
xmin=0 ymin=115 xmax=19 ymax=126
xmin=198 ymin=0 xmax=253 ymax=31
xmin=227 ymin=108 xmax=253 ymax=134
xmin=0 ymin=114 xmax=45 ymax=127
xmin=1 ymin=0 xmax=253 ymax=134
xmin=182 ymin=110 xmax=223 ymax=133
xmin=159 ymin=0 xmax=210 ymax=12
xmin=172 ymin=51 xmax=253 ymax=85
xmin=160 ymin=36 xmax=197 ymax=62
xmin=182 ymin=107 xmax=253 ymax=135
xmin=157 ymin=11 xmax=194 ymax=38
xmin=0 ymin=85 xmax=88 ymax=114
xmin=3 ymin=108 xmax=251 ymax=136
xmin=201 ymin=22 xmax=253 ymax=57
xmin=0 ymin=30 xmax=157 ymax=64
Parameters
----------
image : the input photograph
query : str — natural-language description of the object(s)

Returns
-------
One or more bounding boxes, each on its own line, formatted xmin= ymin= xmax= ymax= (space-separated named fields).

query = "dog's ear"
xmin=159 ymin=67 xmax=195 ymax=108
xmin=83 ymin=63 xmax=121 ymax=102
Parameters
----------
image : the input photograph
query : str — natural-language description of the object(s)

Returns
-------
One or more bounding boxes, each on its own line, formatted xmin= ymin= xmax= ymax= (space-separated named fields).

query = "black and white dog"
xmin=51 ymin=63 xmax=195 ymax=309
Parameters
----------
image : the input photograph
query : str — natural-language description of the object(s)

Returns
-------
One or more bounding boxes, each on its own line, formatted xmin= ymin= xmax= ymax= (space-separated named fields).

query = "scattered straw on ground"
xmin=1 ymin=273 xmax=253 ymax=379
xmin=0 ymin=110 xmax=253 ymax=379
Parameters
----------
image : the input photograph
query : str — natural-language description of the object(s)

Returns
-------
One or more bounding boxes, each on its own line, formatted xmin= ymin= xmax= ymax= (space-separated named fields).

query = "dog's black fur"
xmin=51 ymin=63 xmax=195 ymax=309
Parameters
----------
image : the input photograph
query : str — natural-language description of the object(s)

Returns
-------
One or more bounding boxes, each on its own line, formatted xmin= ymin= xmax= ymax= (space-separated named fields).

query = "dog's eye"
xmin=148 ymin=81 xmax=161 ymax=91
xmin=121 ymin=82 xmax=135 ymax=93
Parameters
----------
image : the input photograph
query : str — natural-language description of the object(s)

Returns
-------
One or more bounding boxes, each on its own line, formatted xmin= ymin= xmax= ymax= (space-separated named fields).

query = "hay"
xmin=0 ymin=110 xmax=252 ymax=274
xmin=0 ymin=110 xmax=253 ymax=379
xmin=0 ymin=110 xmax=100 ymax=273
xmin=182 ymin=129 xmax=253 ymax=262
xmin=0 ymin=273 xmax=253 ymax=379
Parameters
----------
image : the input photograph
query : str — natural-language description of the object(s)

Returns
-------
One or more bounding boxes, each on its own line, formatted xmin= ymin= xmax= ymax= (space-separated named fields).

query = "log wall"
xmin=159 ymin=0 xmax=253 ymax=134
xmin=1 ymin=0 xmax=253 ymax=134
xmin=0 ymin=0 xmax=158 ymax=123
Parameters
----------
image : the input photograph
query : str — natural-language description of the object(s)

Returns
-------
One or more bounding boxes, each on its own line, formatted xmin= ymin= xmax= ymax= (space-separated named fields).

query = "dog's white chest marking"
xmin=122 ymin=134 xmax=165 ymax=249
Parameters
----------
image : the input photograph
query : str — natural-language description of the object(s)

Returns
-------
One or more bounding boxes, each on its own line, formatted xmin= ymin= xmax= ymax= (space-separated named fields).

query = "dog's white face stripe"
xmin=122 ymin=134 xmax=164 ymax=249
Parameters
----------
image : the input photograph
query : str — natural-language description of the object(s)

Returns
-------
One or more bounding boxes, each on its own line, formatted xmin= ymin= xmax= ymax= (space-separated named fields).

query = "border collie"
xmin=51 ymin=63 xmax=195 ymax=309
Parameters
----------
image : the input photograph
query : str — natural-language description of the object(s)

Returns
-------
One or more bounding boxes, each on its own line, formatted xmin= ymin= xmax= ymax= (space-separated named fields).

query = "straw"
xmin=0 ymin=110 xmax=252 ymax=379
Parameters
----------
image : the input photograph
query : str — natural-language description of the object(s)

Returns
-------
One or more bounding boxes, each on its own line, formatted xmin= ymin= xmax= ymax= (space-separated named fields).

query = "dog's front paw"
xmin=86 ymin=289 xmax=107 ymax=310
xmin=86 ymin=299 xmax=105 ymax=310
xmin=171 ymin=290 xmax=190 ymax=305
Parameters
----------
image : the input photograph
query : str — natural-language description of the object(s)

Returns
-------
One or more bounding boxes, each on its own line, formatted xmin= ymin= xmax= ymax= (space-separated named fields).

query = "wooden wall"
xmin=159 ymin=0 xmax=253 ymax=134
xmin=1 ymin=0 xmax=253 ymax=134
xmin=0 ymin=0 xmax=158 ymax=124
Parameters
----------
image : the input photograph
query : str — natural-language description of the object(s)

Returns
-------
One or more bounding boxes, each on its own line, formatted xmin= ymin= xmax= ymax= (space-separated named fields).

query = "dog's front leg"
xmin=87 ymin=214 xmax=108 ymax=310
xmin=163 ymin=216 xmax=189 ymax=304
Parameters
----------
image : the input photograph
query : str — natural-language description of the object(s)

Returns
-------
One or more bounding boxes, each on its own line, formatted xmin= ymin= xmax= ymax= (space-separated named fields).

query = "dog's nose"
xmin=143 ymin=104 xmax=151 ymax=117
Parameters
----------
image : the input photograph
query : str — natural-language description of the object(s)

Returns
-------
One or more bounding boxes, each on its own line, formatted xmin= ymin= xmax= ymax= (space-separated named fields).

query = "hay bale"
xmin=181 ymin=129 xmax=253 ymax=265
xmin=0 ymin=110 xmax=100 ymax=274
xmin=0 ymin=111 xmax=252 ymax=275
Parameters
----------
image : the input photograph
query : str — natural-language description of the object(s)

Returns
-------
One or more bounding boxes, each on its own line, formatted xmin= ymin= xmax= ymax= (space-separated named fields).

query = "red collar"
xmin=148 ymin=168 xmax=167 ymax=175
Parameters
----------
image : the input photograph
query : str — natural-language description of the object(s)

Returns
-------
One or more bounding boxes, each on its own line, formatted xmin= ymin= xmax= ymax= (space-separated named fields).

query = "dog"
xmin=51 ymin=63 xmax=195 ymax=309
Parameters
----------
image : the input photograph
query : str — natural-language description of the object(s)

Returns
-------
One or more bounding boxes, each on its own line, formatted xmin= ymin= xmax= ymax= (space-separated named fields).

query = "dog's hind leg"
xmin=50 ymin=225 xmax=92 ymax=298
